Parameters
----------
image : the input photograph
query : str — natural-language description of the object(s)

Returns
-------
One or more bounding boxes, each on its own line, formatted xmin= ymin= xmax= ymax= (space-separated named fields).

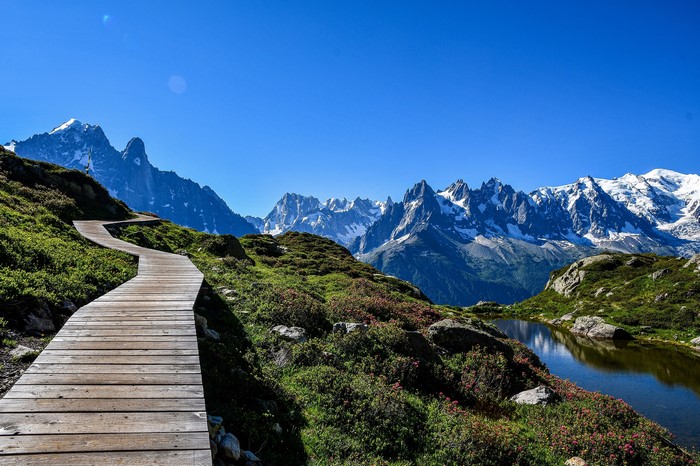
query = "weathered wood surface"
xmin=0 ymin=217 xmax=211 ymax=465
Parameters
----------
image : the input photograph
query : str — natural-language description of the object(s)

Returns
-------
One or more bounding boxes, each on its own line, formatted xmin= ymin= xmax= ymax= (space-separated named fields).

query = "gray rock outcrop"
xmin=571 ymin=316 xmax=632 ymax=340
xmin=684 ymin=254 xmax=700 ymax=273
xmin=333 ymin=322 xmax=368 ymax=334
xmin=546 ymin=255 xmax=614 ymax=297
xmin=271 ymin=325 xmax=307 ymax=343
xmin=510 ymin=386 xmax=558 ymax=405
xmin=428 ymin=319 xmax=512 ymax=355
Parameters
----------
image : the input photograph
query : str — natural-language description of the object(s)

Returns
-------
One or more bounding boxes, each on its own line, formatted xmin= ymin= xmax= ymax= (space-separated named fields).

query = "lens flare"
xmin=168 ymin=75 xmax=187 ymax=94
xmin=102 ymin=14 xmax=112 ymax=27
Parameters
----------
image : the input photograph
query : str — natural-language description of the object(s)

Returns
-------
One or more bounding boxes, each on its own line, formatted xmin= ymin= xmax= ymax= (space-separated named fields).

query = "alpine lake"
xmin=493 ymin=319 xmax=700 ymax=451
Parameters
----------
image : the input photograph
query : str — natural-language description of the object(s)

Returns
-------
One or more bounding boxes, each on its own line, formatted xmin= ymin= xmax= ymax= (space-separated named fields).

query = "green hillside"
xmin=113 ymin=222 xmax=697 ymax=465
xmin=509 ymin=253 xmax=700 ymax=344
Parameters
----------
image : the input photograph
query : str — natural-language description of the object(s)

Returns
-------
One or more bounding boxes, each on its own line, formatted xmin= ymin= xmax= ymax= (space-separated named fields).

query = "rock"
xmin=60 ymin=300 xmax=78 ymax=313
xmin=204 ymin=327 xmax=220 ymax=341
xmin=571 ymin=316 xmax=632 ymax=340
xmin=683 ymin=254 xmax=700 ymax=273
xmin=651 ymin=268 xmax=671 ymax=280
xmin=271 ymin=325 xmax=307 ymax=343
xmin=550 ymin=312 xmax=575 ymax=326
xmin=625 ymin=257 xmax=645 ymax=268
xmin=219 ymin=288 xmax=236 ymax=297
xmin=546 ymin=255 xmax=614 ymax=297
xmin=209 ymin=439 xmax=218 ymax=459
xmin=593 ymin=287 xmax=608 ymax=298
xmin=654 ymin=293 xmax=669 ymax=302
xmin=9 ymin=345 xmax=36 ymax=360
xmin=510 ymin=386 xmax=558 ymax=405
xmin=243 ymin=450 xmax=262 ymax=466
xmin=207 ymin=414 xmax=224 ymax=438
xmin=565 ymin=458 xmax=588 ymax=466
xmin=332 ymin=322 xmax=368 ymax=334
xmin=428 ymin=319 xmax=512 ymax=355
xmin=194 ymin=313 xmax=208 ymax=328
xmin=219 ymin=433 xmax=241 ymax=461
xmin=23 ymin=302 xmax=55 ymax=334
xmin=691 ymin=337 xmax=700 ymax=346
xmin=272 ymin=346 xmax=293 ymax=367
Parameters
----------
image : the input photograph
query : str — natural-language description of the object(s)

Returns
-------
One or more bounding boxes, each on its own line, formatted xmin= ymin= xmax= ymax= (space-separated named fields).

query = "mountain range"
xmin=4 ymin=119 xmax=256 ymax=236
xmin=6 ymin=120 xmax=700 ymax=306
xmin=255 ymin=171 xmax=700 ymax=306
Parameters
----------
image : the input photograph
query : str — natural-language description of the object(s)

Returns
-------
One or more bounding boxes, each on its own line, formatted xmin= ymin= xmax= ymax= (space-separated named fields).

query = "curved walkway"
xmin=0 ymin=217 xmax=211 ymax=464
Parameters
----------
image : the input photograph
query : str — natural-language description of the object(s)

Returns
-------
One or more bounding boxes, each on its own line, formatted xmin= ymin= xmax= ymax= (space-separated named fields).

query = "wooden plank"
xmin=5 ymin=385 xmax=203 ymax=399
xmin=25 ymin=364 xmax=201 ymax=374
xmin=32 ymin=355 xmax=201 ymax=365
xmin=62 ymin=321 xmax=194 ymax=328
xmin=0 ymin=398 xmax=206 ymax=413
xmin=15 ymin=373 xmax=203 ymax=386
xmin=0 ymin=449 xmax=211 ymax=465
xmin=44 ymin=340 xmax=198 ymax=350
xmin=47 ymin=336 xmax=197 ymax=343
xmin=0 ymin=412 xmax=208 ymax=435
xmin=56 ymin=329 xmax=195 ymax=337
xmin=40 ymin=349 xmax=199 ymax=356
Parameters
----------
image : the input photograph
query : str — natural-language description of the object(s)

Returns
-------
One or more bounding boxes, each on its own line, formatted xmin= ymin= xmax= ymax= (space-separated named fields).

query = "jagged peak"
xmin=404 ymin=179 xmax=436 ymax=203
xmin=121 ymin=137 xmax=148 ymax=165
xmin=48 ymin=118 xmax=100 ymax=135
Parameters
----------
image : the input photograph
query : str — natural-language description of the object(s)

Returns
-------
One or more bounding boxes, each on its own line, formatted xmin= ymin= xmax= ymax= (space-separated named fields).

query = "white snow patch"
xmin=3 ymin=141 xmax=16 ymax=152
xmin=50 ymin=118 xmax=80 ymax=135
xmin=134 ymin=157 xmax=141 ymax=166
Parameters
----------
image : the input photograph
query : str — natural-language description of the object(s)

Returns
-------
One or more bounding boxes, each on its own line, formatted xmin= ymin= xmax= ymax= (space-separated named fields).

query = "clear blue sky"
xmin=1 ymin=1 xmax=698 ymax=216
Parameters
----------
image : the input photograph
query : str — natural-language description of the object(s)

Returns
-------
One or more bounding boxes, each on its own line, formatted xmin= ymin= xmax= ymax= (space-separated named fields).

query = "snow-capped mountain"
xmin=351 ymin=170 xmax=698 ymax=306
xmin=4 ymin=119 xmax=256 ymax=236
xmin=248 ymin=193 xmax=391 ymax=246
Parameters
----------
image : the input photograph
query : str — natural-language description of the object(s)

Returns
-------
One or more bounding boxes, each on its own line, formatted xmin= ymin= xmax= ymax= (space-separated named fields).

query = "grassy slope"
xmin=0 ymin=148 xmax=137 ymax=393
xmin=114 ymin=222 xmax=697 ymax=465
xmin=507 ymin=253 xmax=700 ymax=344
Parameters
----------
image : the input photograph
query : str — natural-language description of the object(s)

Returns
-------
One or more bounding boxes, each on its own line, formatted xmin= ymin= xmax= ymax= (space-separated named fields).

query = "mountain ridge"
xmin=5 ymin=119 xmax=256 ymax=236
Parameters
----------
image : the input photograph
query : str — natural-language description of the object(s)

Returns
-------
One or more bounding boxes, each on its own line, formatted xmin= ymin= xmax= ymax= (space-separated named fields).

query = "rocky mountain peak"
xmin=121 ymin=137 xmax=148 ymax=166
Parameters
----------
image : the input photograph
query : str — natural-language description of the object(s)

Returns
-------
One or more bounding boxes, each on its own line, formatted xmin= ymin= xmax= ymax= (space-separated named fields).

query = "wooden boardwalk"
xmin=0 ymin=217 xmax=211 ymax=465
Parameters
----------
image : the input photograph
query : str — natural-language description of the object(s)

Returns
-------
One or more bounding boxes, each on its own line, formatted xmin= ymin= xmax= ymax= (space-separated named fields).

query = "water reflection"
xmin=494 ymin=319 xmax=700 ymax=450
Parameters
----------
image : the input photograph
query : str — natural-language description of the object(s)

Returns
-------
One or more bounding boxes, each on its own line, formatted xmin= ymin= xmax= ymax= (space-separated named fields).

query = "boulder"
xmin=194 ymin=313 xmax=208 ymax=328
xmin=546 ymin=255 xmax=614 ymax=297
xmin=9 ymin=345 xmax=36 ymax=360
xmin=244 ymin=450 xmax=262 ymax=464
xmin=23 ymin=302 xmax=55 ymax=334
xmin=571 ymin=316 xmax=632 ymax=340
xmin=271 ymin=325 xmax=307 ymax=343
xmin=683 ymin=254 xmax=700 ymax=273
xmin=651 ymin=268 xmax=671 ymax=280
xmin=690 ymin=337 xmax=700 ymax=347
xmin=333 ymin=322 xmax=368 ymax=334
xmin=428 ymin=319 xmax=512 ymax=355
xmin=550 ymin=312 xmax=576 ymax=326
xmin=60 ymin=300 xmax=78 ymax=313
xmin=219 ymin=433 xmax=241 ymax=461
xmin=204 ymin=327 xmax=220 ymax=341
xmin=510 ymin=386 xmax=558 ymax=406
